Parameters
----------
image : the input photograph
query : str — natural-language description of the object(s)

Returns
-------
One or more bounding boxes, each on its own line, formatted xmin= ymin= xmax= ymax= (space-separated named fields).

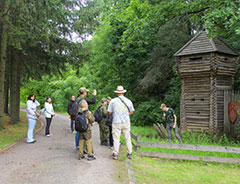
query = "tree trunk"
xmin=4 ymin=60 xmax=10 ymax=115
xmin=0 ymin=0 xmax=10 ymax=128
xmin=10 ymin=48 xmax=21 ymax=124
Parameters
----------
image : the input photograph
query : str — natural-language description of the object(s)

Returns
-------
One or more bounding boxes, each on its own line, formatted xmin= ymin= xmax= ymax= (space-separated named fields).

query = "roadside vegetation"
xmin=132 ymin=155 xmax=240 ymax=184
xmin=131 ymin=125 xmax=240 ymax=158
xmin=128 ymin=126 xmax=240 ymax=183
xmin=0 ymin=111 xmax=41 ymax=150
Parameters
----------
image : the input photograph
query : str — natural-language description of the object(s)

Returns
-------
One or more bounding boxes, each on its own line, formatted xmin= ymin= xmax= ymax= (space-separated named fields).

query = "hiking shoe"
xmin=127 ymin=153 xmax=132 ymax=159
xmin=78 ymin=155 xmax=85 ymax=160
xmin=27 ymin=140 xmax=36 ymax=144
xmin=87 ymin=156 xmax=96 ymax=161
xmin=110 ymin=154 xmax=118 ymax=160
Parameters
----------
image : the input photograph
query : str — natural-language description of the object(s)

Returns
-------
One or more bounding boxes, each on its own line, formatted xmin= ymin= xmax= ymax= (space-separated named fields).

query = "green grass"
xmin=132 ymin=155 xmax=240 ymax=184
xmin=131 ymin=126 xmax=240 ymax=158
xmin=130 ymin=125 xmax=240 ymax=182
xmin=131 ymin=125 xmax=240 ymax=146
xmin=0 ymin=111 xmax=41 ymax=149
xmin=120 ymin=133 xmax=240 ymax=184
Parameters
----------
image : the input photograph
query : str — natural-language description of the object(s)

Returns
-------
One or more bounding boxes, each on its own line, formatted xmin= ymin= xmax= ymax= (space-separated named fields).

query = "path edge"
xmin=0 ymin=117 xmax=44 ymax=154
xmin=126 ymin=159 xmax=136 ymax=184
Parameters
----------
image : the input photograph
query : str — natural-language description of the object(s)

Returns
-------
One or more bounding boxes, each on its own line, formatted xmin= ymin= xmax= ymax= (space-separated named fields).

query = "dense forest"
xmin=1 ymin=0 xmax=240 ymax=128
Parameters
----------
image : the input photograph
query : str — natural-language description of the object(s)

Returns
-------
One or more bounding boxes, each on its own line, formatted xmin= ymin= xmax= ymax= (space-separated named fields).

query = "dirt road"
xmin=0 ymin=113 xmax=121 ymax=184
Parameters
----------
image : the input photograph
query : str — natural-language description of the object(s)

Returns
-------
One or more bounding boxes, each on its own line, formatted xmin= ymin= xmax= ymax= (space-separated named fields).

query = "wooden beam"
xmin=137 ymin=142 xmax=240 ymax=154
xmin=139 ymin=151 xmax=240 ymax=164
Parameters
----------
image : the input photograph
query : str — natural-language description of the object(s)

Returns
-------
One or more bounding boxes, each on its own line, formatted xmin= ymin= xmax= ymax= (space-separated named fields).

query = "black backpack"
xmin=69 ymin=98 xmax=84 ymax=118
xmin=94 ymin=105 xmax=102 ymax=122
xmin=75 ymin=110 xmax=89 ymax=133
xmin=105 ymin=113 xmax=113 ymax=126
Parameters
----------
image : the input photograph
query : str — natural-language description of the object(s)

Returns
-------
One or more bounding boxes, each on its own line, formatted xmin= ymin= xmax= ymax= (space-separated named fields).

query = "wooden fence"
xmin=130 ymin=132 xmax=240 ymax=164
xmin=224 ymin=90 xmax=240 ymax=137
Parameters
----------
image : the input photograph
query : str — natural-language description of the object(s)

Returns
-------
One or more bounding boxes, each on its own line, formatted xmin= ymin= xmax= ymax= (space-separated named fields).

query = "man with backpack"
xmin=108 ymin=86 xmax=134 ymax=160
xmin=98 ymin=98 xmax=109 ymax=146
xmin=161 ymin=103 xmax=182 ymax=144
xmin=73 ymin=87 xmax=97 ymax=150
xmin=77 ymin=101 xmax=96 ymax=161
xmin=67 ymin=95 xmax=76 ymax=133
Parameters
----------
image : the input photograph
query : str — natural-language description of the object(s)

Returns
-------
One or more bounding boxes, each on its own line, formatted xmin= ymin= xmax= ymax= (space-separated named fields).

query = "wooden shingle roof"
xmin=174 ymin=30 xmax=238 ymax=56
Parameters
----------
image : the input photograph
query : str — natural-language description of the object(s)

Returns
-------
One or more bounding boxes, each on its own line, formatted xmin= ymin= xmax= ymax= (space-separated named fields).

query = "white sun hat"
xmin=114 ymin=86 xmax=127 ymax=93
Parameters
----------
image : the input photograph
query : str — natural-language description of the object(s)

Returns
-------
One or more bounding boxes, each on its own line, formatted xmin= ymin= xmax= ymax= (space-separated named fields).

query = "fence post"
xmin=136 ymin=136 xmax=140 ymax=153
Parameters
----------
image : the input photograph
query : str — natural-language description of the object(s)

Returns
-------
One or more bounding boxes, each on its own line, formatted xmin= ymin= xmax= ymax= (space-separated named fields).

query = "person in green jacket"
xmin=99 ymin=98 xmax=110 ymax=146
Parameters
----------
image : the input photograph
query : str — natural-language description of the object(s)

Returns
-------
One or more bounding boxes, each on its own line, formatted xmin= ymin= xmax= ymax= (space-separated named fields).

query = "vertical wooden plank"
xmin=224 ymin=90 xmax=230 ymax=134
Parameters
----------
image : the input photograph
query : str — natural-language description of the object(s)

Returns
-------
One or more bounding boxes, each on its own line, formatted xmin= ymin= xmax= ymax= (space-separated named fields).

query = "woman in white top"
xmin=43 ymin=97 xmax=55 ymax=136
xmin=26 ymin=94 xmax=40 ymax=143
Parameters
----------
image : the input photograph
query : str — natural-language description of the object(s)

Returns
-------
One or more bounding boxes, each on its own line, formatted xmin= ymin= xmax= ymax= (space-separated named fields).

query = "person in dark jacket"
xmin=75 ymin=87 xmax=97 ymax=150
xmin=67 ymin=95 xmax=76 ymax=133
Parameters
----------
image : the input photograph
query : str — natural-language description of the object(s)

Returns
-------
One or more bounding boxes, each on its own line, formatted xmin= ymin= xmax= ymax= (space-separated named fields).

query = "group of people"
xmin=26 ymin=94 xmax=55 ymax=143
xmin=26 ymin=85 xmax=182 ymax=161
xmin=67 ymin=86 xmax=135 ymax=160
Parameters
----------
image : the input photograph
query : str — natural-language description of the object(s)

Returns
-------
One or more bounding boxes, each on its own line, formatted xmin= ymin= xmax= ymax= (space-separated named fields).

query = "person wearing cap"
xmin=75 ymin=87 xmax=97 ymax=150
xmin=78 ymin=101 xmax=96 ymax=161
xmin=161 ymin=103 xmax=182 ymax=144
xmin=108 ymin=86 xmax=135 ymax=160
xmin=98 ymin=98 xmax=109 ymax=146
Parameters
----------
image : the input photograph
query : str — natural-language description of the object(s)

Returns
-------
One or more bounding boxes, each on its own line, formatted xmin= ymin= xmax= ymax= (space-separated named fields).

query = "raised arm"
xmin=86 ymin=95 xmax=96 ymax=104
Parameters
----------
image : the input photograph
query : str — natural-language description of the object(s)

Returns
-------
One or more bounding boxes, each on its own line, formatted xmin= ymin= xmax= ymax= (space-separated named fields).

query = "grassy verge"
xmin=131 ymin=125 xmax=240 ymax=157
xmin=130 ymin=125 xmax=240 ymax=183
xmin=0 ymin=111 xmax=41 ymax=150
xmin=132 ymin=154 xmax=240 ymax=184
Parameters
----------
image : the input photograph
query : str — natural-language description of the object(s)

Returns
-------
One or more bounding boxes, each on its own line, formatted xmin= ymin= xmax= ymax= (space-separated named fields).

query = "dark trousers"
xmin=45 ymin=117 xmax=52 ymax=135
xmin=109 ymin=126 xmax=113 ymax=147
xmin=166 ymin=122 xmax=182 ymax=144
xmin=70 ymin=119 xmax=74 ymax=132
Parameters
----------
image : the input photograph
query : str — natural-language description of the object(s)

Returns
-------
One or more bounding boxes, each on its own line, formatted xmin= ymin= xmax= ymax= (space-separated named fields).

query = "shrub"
xmin=132 ymin=99 xmax=163 ymax=126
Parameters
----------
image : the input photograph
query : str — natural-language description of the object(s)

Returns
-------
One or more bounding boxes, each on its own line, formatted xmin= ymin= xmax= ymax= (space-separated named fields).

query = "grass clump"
xmin=0 ymin=111 xmax=41 ymax=149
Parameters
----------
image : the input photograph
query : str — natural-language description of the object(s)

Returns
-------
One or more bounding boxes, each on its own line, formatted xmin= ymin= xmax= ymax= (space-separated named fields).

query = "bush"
xmin=131 ymin=99 xmax=163 ymax=126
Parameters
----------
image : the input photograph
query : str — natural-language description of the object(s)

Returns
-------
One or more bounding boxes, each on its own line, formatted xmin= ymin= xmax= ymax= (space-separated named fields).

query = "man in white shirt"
xmin=108 ymin=86 xmax=134 ymax=160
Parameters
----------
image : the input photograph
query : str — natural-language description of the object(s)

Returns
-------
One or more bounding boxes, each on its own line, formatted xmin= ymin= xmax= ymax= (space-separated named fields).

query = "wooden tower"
xmin=174 ymin=30 xmax=239 ymax=134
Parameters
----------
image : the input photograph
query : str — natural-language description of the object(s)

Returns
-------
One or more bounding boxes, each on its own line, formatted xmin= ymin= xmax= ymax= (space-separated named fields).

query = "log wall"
xmin=178 ymin=53 xmax=238 ymax=134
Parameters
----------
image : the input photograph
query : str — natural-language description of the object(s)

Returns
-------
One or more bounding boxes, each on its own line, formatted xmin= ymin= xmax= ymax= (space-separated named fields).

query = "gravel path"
xmin=0 ymin=113 xmax=121 ymax=184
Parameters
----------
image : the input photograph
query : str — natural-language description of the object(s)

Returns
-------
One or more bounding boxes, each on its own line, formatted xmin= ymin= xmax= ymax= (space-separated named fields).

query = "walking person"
xmin=75 ymin=87 xmax=97 ymax=150
xmin=98 ymin=98 xmax=109 ymax=146
xmin=44 ymin=97 xmax=55 ymax=137
xmin=67 ymin=95 xmax=76 ymax=133
xmin=108 ymin=86 xmax=135 ymax=160
xmin=161 ymin=103 xmax=182 ymax=144
xmin=26 ymin=94 xmax=40 ymax=144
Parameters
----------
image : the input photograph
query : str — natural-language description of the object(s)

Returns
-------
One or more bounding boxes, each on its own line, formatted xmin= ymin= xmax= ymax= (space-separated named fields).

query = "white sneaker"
xmin=46 ymin=134 xmax=50 ymax=137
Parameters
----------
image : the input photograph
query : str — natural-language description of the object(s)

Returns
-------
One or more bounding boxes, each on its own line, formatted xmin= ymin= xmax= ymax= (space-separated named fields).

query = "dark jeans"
xmin=109 ymin=126 xmax=113 ymax=147
xmin=45 ymin=117 xmax=52 ymax=135
xmin=166 ymin=123 xmax=182 ymax=144
xmin=71 ymin=119 xmax=74 ymax=132
xmin=75 ymin=131 xmax=80 ymax=148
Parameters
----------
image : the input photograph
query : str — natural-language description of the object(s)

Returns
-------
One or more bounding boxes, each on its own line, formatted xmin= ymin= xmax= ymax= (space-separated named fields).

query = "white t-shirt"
xmin=108 ymin=96 xmax=134 ymax=124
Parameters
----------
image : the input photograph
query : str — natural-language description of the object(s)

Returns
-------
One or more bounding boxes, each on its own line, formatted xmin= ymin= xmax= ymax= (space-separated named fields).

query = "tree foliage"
xmin=18 ymin=0 xmax=240 ymax=127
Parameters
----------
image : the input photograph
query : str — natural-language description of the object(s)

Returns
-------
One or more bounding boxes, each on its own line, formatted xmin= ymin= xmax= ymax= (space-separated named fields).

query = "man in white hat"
xmin=108 ymin=86 xmax=135 ymax=160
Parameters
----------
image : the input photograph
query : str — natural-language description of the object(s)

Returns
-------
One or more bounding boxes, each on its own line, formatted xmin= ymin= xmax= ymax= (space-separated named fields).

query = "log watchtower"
xmin=174 ymin=30 xmax=238 ymax=134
